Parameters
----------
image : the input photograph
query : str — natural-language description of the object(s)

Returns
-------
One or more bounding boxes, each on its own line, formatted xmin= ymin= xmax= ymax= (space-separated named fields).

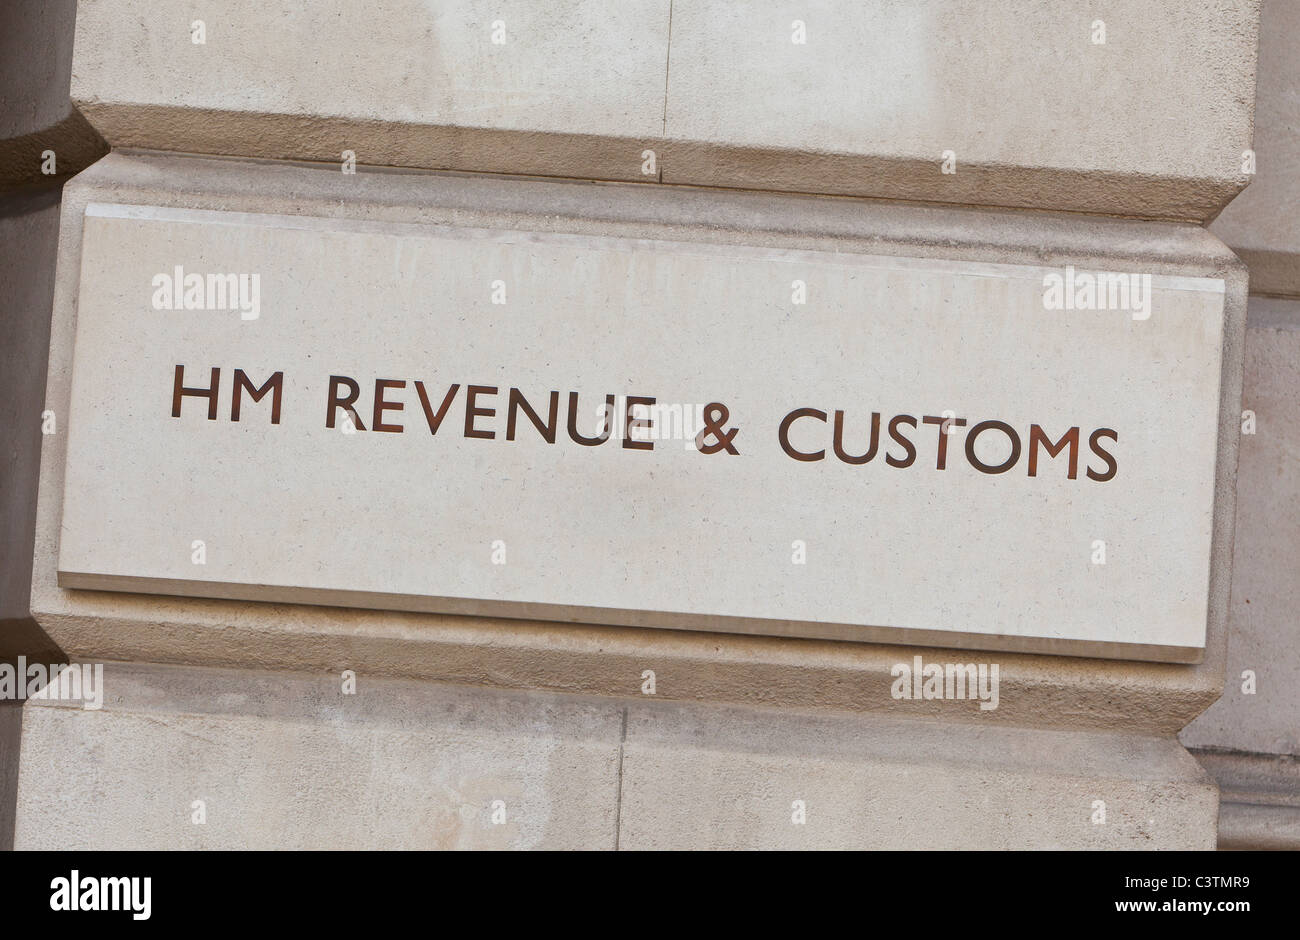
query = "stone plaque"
xmin=58 ymin=204 xmax=1227 ymax=661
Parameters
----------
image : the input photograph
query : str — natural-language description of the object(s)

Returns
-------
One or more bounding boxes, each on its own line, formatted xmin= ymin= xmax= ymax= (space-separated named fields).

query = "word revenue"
xmin=169 ymin=366 xmax=1118 ymax=481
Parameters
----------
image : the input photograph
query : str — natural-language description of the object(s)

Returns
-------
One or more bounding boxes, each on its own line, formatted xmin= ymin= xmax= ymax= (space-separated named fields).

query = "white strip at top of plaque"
xmin=58 ymin=203 xmax=1227 ymax=662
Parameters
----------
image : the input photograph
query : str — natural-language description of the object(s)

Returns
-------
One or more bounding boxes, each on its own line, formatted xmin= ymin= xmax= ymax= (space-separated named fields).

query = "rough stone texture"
xmin=1210 ymin=0 xmax=1299 ymax=297
xmin=15 ymin=663 xmax=623 ymax=849
xmin=32 ymin=152 xmax=1247 ymax=737
xmin=618 ymin=698 xmax=1218 ymax=849
xmin=13 ymin=662 xmax=1219 ymax=850
xmin=70 ymin=0 xmax=1260 ymax=221
xmin=1181 ymin=298 xmax=1300 ymax=757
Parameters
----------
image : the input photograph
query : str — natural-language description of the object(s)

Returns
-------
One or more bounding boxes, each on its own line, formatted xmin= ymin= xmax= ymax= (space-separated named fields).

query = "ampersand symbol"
xmin=696 ymin=402 xmax=739 ymax=455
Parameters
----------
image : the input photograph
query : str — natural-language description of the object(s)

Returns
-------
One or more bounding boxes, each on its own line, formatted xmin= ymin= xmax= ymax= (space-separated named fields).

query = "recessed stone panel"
xmin=56 ymin=203 xmax=1226 ymax=660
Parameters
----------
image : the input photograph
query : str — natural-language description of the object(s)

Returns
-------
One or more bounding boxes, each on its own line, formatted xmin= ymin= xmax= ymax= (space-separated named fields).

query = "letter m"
xmin=231 ymin=370 xmax=284 ymax=424
xmin=1028 ymin=425 xmax=1079 ymax=479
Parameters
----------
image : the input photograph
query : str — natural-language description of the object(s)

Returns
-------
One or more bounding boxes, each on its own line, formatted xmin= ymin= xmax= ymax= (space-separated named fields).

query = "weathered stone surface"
xmin=662 ymin=0 xmax=1259 ymax=221
xmin=1210 ymin=0 xmax=1300 ymax=297
xmin=15 ymin=663 xmax=623 ymax=849
xmin=33 ymin=152 xmax=1247 ymax=733
xmin=1182 ymin=298 xmax=1300 ymax=756
xmin=13 ymin=662 xmax=1219 ymax=850
xmin=72 ymin=0 xmax=671 ymax=184
xmin=70 ymin=0 xmax=1260 ymax=220
xmin=619 ymin=698 xmax=1218 ymax=849
xmin=0 ymin=0 xmax=1274 ymax=858
xmin=56 ymin=198 xmax=1226 ymax=660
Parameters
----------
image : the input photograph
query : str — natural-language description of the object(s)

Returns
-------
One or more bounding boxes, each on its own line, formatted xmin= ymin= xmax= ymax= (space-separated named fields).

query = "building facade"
xmin=0 ymin=0 xmax=1295 ymax=849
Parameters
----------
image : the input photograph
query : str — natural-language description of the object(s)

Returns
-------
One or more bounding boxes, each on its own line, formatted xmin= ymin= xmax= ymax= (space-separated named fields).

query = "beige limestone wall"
xmin=1182 ymin=303 xmax=1300 ymax=758
xmin=15 ymin=662 xmax=1217 ymax=850
xmin=32 ymin=152 xmax=1248 ymax=739
xmin=1177 ymin=0 xmax=1300 ymax=850
xmin=1210 ymin=0 xmax=1299 ymax=296
xmin=4 ymin=0 xmax=1280 ymax=850
xmin=70 ymin=0 xmax=1260 ymax=220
